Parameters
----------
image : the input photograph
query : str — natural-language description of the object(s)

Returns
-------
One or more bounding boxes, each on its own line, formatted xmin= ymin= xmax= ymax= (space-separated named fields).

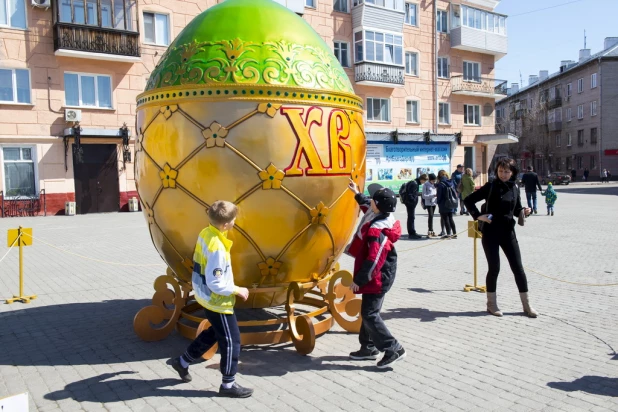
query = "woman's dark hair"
xmin=494 ymin=157 xmax=519 ymax=179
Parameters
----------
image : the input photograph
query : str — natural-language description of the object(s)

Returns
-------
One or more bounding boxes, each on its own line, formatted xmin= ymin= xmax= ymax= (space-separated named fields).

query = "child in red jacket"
xmin=346 ymin=181 xmax=405 ymax=368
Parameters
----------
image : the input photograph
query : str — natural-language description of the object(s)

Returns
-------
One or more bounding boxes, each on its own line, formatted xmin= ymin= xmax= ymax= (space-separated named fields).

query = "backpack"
xmin=442 ymin=182 xmax=459 ymax=210
xmin=399 ymin=181 xmax=417 ymax=205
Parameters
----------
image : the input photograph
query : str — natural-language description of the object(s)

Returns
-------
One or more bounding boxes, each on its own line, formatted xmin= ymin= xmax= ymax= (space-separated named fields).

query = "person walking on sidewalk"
xmin=583 ymin=168 xmax=589 ymax=182
xmin=601 ymin=169 xmax=608 ymax=183
xmin=422 ymin=173 xmax=438 ymax=237
xmin=451 ymin=164 xmax=467 ymax=215
xmin=521 ymin=166 xmax=543 ymax=214
xmin=464 ymin=158 xmax=538 ymax=318
xmin=399 ymin=174 xmax=428 ymax=240
xmin=346 ymin=181 xmax=406 ymax=368
xmin=436 ymin=170 xmax=458 ymax=239
xmin=542 ymin=182 xmax=558 ymax=216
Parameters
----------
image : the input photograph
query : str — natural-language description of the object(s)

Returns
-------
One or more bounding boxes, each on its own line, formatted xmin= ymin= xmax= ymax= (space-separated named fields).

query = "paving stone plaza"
xmin=1 ymin=183 xmax=617 ymax=411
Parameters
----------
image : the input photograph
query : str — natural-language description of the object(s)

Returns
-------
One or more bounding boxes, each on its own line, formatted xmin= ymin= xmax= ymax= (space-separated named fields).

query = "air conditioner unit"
xmin=31 ymin=0 xmax=51 ymax=8
xmin=128 ymin=197 xmax=140 ymax=212
xmin=453 ymin=5 xmax=461 ymax=17
xmin=65 ymin=109 xmax=82 ymax=122
xmin=65 ymin=201 xmax=76 ymax=216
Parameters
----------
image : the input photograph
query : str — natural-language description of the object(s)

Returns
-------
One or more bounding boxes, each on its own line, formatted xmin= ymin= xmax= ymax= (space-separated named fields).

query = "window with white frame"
xmin=366 ymin=97 xmax=390 ymax=122
xmin=405 ymin=52 xmax=418 ymax=76
xmin=463 ymin=61 xmax=480 ymax=82
xmin=457 ymin=5 xmax=507 ymax=35
xmin=334 ymin=0 xmax=348 ymax=13
xmin=591 ymin=73 xmax=597 ymax=88
xmin=352 ymin=0 xmax=404 ymax=11
xmin=577 ymin=78 xmax=583 ymax=93
xmin=577 ymin=104 xmax=584 ymax=119
xmin=60 ymin=0 xmax=134 ymax=30
xmin=2 ymin=147 xmax=36 ymax=197
xmin=406 ymin=100 xmax=419 ymax=123
xmin=566 ymin=107 xmax=572 ymax=122
xmin=439 ymin=102 xmax=450 ymax=124
xmin=464 ymin=104 xmax=480 ymax=125
xmin=0 ymin=68 xmax=31 ymax=104
xmin=334 ymin=41 xmax=350 ymax=67
xmin=555 ymin=134 xmax=561 ymax=147
xmin=566 ymin=83 xmax=572 ymax=96
xmin=566 ymin=133 xmax=572 ymax=147
xmin=64 ymin=72 xmax=112 ymax=108
xmin=0 ymin=0 xmax=26 ymax=29
xmin=143 ymin=12 xmax=170 ymax=46
xmin=437 ymin=10 xmax=447 ymax=33
xmin=437 ymin=57 xmax=449 ymax=78
xmin=404 ymin=2 xmax=417 ymax=26
xmin=305 ymin=0 xmax=315 ymax=7
xmin=591 ymin=100 xmax=597 ymax=116
xmin=354 ymin=30 xmax=403 ymax=65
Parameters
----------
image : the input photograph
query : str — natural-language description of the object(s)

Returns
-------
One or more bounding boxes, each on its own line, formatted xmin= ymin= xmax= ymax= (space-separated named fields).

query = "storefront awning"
xmin=474 ymin=133 xmax=519 ymax=145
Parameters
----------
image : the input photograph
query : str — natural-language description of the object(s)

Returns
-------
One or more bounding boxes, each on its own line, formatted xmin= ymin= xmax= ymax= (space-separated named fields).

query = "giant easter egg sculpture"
xmin=133 ymin=0 xmax=365 ymax=354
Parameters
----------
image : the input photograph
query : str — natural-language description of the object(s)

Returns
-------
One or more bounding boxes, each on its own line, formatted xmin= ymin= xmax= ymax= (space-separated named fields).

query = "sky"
xmin=494 ymin=0 xmax=618 ymax=88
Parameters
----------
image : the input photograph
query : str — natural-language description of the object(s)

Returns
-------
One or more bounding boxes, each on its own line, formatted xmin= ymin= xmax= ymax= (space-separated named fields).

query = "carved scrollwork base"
xmin=325 ymin=269 xmax=362 ymax=333
xmin=285 ymin=282 xmax=316 ymax=355
xmin=133 ymin=269 xmax=190 ymax=342
xmin=196 ymin=319 xmax=219 ymax=360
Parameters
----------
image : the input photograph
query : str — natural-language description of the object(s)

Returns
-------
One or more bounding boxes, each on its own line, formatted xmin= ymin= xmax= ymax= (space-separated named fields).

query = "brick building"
xmin=0 ymin=0 xmax=508 ymax=216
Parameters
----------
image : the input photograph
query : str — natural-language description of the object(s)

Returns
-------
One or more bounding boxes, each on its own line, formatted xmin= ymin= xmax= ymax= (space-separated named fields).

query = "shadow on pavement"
xmin=547 ymin=376 xmax=618 ymax=397
xmin=382 ymin=307 xmax=486 ymax=322
xmin=44 ymin=372 xmax=219 ymax=402
xmin=554 ymin=186 xmax=618 ymax=196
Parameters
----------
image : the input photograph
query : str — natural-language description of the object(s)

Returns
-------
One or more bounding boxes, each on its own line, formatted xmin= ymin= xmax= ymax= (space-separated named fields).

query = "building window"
xmin=577 ymin=104 xmax=584 ymax=119
xmin=591 ymin=73 xmax=597 ymax=88
xmin=566 ymin=107 xmax=572 ymax=122
xmin=590 ymin=155 xmax=596 ymax=169
xmin=2 ymin=147 xmax=36 ymax=197
xmin=566 ymin=83 xmax=572 ymax=97
xmin=463 ymin=61 xmax=480 ymax=82
xmin=577 ymin=129 xmax=584 ymax=146
xmin=64 ymin=72 xmax=113 ymax=109
xmin=405 ymin=52 xmax=418 ymax=76
xmin=464 ymin=104 xmax=480 ymax=125
xmin=354 ymin=30 xmax=403 ymax=65
xmin=577 ymin=78 xmax=583 ymax=93
xmin=566 ymin=157 xmax=572 ymax=170
xmin=0 ymin=0 xmax=26 ymax=29
xmin=591 ymin=127 xmax=597 ymax=144
xmin=437 ymin=57 xmax=449 ymax=78
xmin=439 ymin=102 xmax=450 ymax=124
xmin=566 ymin=133 xmax=572 ymax=147
xmin=591 ymin=100 xmax=597 ymax=116
xmin=334 ymin=41 xmax=350 ymax=67
xmin=404 ymin=2 xmax=417 ymax=26
xmin=577 ymin=156 xmax=583 ymax=169
xmin=352 ymin=0 xmax=404 ymax=11
xmin=555 ymin=134 xmax=561 ymax=148
xmin=0 ymin=68 xmax=31 ymax=104
xmin=406 ymin=100 xmax=419 ymax=123
xmin=305 ymin=0 xmax=316 ymax=8
xmin=367 ymin=97 xmax=390 ymax=122
xmin=555 ymin=157 xmax=561 ymax=171
xmin=437 ymin=10 xmax=448 ymax=33
xmin=334 ymin=0 xmax=348 ymax=13
xmin=458 ymin=5 xmax=507 ymax=35
xmin=143 ymin=12 xmax=170 ymax=46
xmin=60 ymin=0 xmax=134 ymax=30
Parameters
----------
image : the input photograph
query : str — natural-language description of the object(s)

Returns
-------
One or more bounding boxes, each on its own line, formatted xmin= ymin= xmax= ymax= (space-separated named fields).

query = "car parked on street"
xmin=542 ymin=172 xmax=571 ymax=185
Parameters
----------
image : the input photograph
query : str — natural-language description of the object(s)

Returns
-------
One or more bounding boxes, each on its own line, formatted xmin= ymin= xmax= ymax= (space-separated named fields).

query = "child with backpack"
xmin=542 ymin=182 xmax=558 ymax=216
xmin=436 ymin=170 xmax=458 ymax=239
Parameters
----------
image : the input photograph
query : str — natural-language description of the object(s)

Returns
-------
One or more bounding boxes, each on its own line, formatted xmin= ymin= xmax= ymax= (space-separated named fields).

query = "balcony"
xmin=352 ymin=0 xmax=405 ymax=33
xmin=450 ymin=26 xmax=507 ymax=60
xmin=548 ymin=120 xmax=562 ymax=132
xmin=451 ymin=76 xmax=507 ymax=99
xmin=548 ymin=97 xmax=562 ymax=109
xmin=354 ymin=62 xmax=404 ymax=87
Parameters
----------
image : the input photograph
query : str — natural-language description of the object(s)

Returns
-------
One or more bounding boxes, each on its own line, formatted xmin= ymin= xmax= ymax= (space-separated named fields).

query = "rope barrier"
xmin=0 ymin=233 xmax=21 ymax=264
xmin=20 ymin=232 xmax=165 ymax=268
xmin=397 ymin=228 xmax=471 ymax=253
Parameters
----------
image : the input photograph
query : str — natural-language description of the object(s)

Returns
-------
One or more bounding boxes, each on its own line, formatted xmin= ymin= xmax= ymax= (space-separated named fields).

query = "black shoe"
xmin=408 ymin=233 xmax=422 ymax=240
xmin=534 ymin=210 xmax=538 ymax=214
xmin=440 ymin=235 xmax=450 ymax=239
xmin=377 ymin=347 xmax=406 ymax=369
xmin=450 ymin=234 xmax=458 ymax=239
xmin=349 ymin=348 xmax=380 ymax=360
xmin=219 ymin=382 xmax=254 ymax=398
xmin=168 ymin=357 xmax=192 ymax=383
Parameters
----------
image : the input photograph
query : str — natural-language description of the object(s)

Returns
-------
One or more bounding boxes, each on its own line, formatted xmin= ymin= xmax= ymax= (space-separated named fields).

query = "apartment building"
xmin=495 ymin=38 xmax=618 ymax=180
xmin=0 ymin=0 xmax=508 ymax=216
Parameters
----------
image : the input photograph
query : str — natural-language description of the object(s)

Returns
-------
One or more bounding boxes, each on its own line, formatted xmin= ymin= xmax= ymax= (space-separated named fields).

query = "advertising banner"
xmin=365 ymin=142 xmax=451 ymax=193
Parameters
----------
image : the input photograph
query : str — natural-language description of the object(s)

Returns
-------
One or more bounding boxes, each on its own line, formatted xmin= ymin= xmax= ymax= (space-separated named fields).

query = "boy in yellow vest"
xmin=169 ymin=201 xmax=252 ymax=398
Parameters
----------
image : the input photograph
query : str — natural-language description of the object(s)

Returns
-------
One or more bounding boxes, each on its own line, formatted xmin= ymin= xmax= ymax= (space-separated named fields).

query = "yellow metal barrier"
xmin=464 ymin=221 xmax=486 ymax=293
xmin=5 ymin=227 xmax=37 ymax=304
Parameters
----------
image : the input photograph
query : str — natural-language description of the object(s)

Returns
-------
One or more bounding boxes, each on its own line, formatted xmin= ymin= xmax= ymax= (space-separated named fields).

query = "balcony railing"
xmin=548 ymin=97 xmax=562 ymax=109
xmin=548 ymin=120 xmax=562 ymax=132
xmin=54 ymin=22 xmax=140 ymax=58
xmin=354 ymin=62 xmax=404 ymax=87
xmin=0 ymin=190 xmax=46 ymax=218
xmin=451 ymin=76 xmax=507 ymax=99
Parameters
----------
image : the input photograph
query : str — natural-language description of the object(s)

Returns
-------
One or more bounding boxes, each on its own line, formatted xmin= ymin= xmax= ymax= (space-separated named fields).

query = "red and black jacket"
xmin=346 ymin=193 xmax=401 ymax=294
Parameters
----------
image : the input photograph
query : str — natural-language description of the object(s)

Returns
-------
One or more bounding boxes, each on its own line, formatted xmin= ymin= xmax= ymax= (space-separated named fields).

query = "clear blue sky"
xmin=495 ymin=0 xmax=618 ymax=87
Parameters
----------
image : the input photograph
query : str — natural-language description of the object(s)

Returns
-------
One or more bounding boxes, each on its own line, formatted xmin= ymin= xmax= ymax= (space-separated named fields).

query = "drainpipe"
xmin=434 ymin=0 xmax=439 ymax=137
xmin=598 ymin=56 xmax=602 ymax=179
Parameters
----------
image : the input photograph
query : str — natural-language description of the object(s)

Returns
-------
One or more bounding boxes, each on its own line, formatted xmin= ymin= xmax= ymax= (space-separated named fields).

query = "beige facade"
xmin=0 ymin=0 xmax=506 ymax=216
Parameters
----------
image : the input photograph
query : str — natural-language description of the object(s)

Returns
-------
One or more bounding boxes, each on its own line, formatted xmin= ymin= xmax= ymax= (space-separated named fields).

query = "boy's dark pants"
xmin=183 ymin=308 xmax=240 ymax=384
xmin=359 ymin=293 xmax=400 ymax=354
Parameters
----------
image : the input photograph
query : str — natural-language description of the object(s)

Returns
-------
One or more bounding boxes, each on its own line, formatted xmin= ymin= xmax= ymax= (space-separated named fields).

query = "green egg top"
xmin=144 ymin=0 xmax=354 ymax=95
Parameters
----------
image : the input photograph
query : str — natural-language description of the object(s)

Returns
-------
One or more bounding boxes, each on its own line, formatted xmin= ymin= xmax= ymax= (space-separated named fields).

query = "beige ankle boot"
xmin=520 ymin=292 xmax=539 ymax=318
xmin=486 ymin=292 xmax=503 ymax=317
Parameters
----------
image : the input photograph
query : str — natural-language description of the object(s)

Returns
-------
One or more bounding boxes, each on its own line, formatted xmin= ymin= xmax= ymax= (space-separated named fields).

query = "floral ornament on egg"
xmin=159 ymin=163 xmax=178 ymax=188
xmin=310 ymin=202 xmax=329 ymax=225
xmin=202 ymin=122 xmax=229 ymax=148
xmin=160 ymin=105 xmax=178 ymax=120
xmin=258 ymin=163 xmax=285 ymax=190
xmin=258 ymin=257 xmax=282 ymax=276
xmin=257 ymin=103 xmax=281 ymax=118
xmin=143 ymin=202 xmax=155 ymax=225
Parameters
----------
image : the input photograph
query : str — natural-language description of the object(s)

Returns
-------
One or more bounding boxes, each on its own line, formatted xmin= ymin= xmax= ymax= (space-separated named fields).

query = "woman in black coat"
xmin=464 ymin=158 xmax=538 ymax=318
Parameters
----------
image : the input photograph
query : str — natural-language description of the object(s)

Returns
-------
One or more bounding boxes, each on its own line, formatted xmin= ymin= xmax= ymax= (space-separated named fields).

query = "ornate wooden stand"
xmin=134 ymin=268 xmax=361 ymax=357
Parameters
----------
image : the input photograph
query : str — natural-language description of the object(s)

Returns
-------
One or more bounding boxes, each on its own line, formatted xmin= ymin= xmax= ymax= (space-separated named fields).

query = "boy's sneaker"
xmin=219 ymin=382 xmax=254 ymax=398
xmin=551 ymin=211 xmax=554 ymax=216
xmin=349 ymin=348 xmax=380 ymax=360
xmin=377 ymin=347 xmax=406 ymax=369
xmin=168 ymin=357 xmax=192 ymax=382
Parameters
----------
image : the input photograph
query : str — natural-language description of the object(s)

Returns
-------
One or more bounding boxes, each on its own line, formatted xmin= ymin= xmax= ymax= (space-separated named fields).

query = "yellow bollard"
xmin=5 ymin=227 xmax=37 ymax=304
xmin=464 ymin=221 xmax=487 ymax=293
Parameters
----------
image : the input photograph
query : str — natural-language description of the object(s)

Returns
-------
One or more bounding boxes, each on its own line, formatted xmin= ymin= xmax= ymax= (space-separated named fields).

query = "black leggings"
xmin=427 ymin=205 xmax=436 ymax=231
xmin=440 ymin=212 xmax=456 ymax=235
xmin=481 ymin=229 xmax=529 ymax=293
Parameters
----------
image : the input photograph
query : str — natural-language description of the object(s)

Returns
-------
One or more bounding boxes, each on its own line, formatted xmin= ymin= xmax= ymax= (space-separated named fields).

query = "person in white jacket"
xmin=422 ymin=173 xmax=438 ymax=237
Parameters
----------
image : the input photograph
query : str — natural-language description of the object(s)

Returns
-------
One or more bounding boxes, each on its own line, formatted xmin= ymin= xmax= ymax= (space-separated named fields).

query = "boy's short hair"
xmin=208 ymin=201 xmax=238 ymax=226
xmin=419 ymin=173 xmax=428 ymax=181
